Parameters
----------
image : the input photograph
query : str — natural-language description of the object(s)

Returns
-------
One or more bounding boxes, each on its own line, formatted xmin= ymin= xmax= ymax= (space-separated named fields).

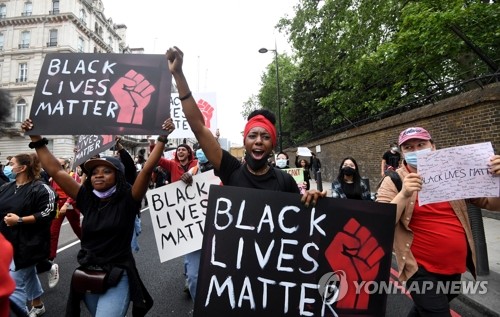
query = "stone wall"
xmin=289 ymin=82 xmax=500 ymax=192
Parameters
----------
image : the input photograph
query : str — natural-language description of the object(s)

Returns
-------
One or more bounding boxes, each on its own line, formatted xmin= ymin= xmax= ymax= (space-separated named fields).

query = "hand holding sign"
xmin=111 ymin=69 xmax=156 ymax=124
xmin=325 ymin=218 xmax=385 ymax=310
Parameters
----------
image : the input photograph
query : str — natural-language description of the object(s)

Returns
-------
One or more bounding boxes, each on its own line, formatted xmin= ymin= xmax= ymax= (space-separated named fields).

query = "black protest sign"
xmin=27 ymin=53 xmax=171 ymax=135
xmin=73 ymin=135 xmax=115 ymax=168
xmin=194 ymin=186 xmax=396 ymax=317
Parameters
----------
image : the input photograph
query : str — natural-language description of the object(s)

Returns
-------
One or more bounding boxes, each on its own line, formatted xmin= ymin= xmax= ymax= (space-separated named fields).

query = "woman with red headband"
xmin=166 ymin=47 xmax=327 ymax=300
xmin=166 ymin=46 xmax=326 ymax=203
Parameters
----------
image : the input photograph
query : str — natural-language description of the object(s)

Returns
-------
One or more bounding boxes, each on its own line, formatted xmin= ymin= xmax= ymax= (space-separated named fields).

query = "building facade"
xmin=0 ymin=0 xmax=141 ymax=162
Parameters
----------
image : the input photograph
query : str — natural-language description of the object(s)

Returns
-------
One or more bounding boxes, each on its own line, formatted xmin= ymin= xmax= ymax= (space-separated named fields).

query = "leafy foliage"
xmin=249 ymin=0 xmax=500 ymax=145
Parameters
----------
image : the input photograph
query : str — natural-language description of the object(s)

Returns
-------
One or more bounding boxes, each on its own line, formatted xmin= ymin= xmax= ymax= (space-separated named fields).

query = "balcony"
xmin=47 ymin=41 xmax=58 ymax=47
xmin=18 ymin=43 xmax=29 ymax=49
xmin=21 ymin=11 xmax=32 ymax=16
xmin=49 ymin=9 xmax=60 ymax=15
xmin=16 ymin=78 xmax=28 ymax=83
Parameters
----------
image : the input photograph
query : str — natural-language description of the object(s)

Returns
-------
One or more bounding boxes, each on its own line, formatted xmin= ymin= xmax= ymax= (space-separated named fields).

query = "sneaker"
xmin=48 ymin=263 xmax=59 ymax=288
xmin=28 ymin=304 xmax=45 ymax=317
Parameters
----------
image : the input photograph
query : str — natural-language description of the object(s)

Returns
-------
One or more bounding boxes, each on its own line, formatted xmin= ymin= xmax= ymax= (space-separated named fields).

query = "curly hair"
xmin=247 ymin=109 xmax=276 ymax=125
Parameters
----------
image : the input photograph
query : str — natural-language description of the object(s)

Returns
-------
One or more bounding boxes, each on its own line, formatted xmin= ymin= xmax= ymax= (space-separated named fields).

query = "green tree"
xmin=257 ymin=54 xmax=298 ymax=145
xmin=240 ymin=94 xmax=261 ymax=119
xmin=271 ymin=0 xmax=500 ymax=139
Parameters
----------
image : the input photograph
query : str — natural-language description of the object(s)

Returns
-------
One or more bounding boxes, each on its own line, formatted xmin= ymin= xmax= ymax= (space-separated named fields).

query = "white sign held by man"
xmin=146 ymin=170 xmax=221 ymax=262
xmin=417 ymin=142 xmax=500 ymax=205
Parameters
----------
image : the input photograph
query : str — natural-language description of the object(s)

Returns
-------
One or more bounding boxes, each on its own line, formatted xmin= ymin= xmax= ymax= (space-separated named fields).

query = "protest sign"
xmin=146 ymin=170 xmax=221 ymax=262
xmin=194 ymin=186 xmax=396 ymax=317
xmin=169 ymin=92 xmax=217 ymax=138
xmin=297 ymin=147 xmax=312 ymax=157
xmin=26 ymin=53 xmax=171 ymax=135
xmin=283 ymin=168 xmax=305 ymax=183
xmin=73 ymin=135 xmax=114 ymax=168
xmin=418 ymin=142 xmax=500 ymax=205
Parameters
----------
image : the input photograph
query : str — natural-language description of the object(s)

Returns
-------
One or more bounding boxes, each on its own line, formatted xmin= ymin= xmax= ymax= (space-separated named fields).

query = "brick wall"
xmin=290 ymin=82 xmax=500 ymax=191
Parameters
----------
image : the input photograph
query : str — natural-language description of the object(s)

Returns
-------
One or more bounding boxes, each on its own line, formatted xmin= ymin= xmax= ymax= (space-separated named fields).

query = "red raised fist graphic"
xmin=325 ymin=218 xmax=385 ymax=310
xmin=101 ymin=135 xmax=113 ymax=145
xmin=110 ymin=70 xmax=156 ymax=124
xmin=196 ymin=99 xmax=214 ymax=129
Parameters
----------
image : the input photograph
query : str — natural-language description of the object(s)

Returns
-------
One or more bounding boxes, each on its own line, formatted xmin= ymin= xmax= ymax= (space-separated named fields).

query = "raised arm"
xmin=166 ymin=47 xmax=223 ymax=171
xmin=21 ymin=119 xmax=81 ymax=200
xmin=131 ymin=118 xmax=174 ymax=200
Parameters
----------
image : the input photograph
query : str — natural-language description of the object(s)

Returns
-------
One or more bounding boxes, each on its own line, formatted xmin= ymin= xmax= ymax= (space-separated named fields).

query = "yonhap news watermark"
xmin=318 ymin=270 xmax=488 ymax=304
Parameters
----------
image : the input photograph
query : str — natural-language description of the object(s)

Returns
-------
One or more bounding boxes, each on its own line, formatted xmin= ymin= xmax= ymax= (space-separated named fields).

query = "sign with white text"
xmin=27 ymin=53 xmax=171 ymax=135
xmin=146 ymin=170 xmax=221 ymax=262
xmin=73 ymin=135 xmax=114 ymax=168
xmin=418 ymin=142 xmax=500 ymax=205
xmin=194 ymin=186 xmax=396 ymax=317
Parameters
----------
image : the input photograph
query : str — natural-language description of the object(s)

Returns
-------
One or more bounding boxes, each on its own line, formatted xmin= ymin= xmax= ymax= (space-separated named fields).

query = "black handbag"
xmin=71 ymin=266 xmax=108 ymax=294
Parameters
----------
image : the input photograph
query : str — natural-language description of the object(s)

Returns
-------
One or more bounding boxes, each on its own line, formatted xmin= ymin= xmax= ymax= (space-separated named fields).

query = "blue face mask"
xmin=196 ymin=150 xmax=208 ymax=164
xmin=3 ymin=165 xmax=16 ymax=182
xmin=404 ymin=148 xmax=432 ymax=168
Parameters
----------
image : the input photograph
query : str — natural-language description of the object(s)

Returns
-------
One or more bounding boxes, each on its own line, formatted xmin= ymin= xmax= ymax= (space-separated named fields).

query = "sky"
xmin=102 ymin=0 xmax=298 ymax=146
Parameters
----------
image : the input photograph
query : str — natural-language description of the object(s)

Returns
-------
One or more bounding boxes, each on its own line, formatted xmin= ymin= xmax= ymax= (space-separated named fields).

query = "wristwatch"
xmin=17 ymin=217 xmax=23 ymax=224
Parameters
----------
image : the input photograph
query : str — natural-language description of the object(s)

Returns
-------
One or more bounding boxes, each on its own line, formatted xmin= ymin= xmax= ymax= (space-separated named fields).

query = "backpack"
xmin=376 ymin=169 xmax=402 ymax=193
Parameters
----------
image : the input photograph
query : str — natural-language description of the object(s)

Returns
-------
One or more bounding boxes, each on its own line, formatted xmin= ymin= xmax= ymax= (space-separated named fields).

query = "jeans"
xmin=9 ymin=260 xmax=44 ymax=313
xmin=131 ymin=216 xmax=141 ymax=253
xmin=84 ymin=272 xmax=130 ymax=317
xmin=184 ymin=250 xmax=201 ymax=300
xmin=407 ymin=266 xmax=461 ymax=317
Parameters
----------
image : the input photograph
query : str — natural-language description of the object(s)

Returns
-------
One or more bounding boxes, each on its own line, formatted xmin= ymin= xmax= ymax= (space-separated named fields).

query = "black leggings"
xmin=406 ymin=266 xmax=461 ymax=317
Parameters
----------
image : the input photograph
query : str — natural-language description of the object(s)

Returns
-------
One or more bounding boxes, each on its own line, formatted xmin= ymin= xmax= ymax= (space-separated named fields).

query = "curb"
xmin=456 ymin=294 xmax=500 ymax=317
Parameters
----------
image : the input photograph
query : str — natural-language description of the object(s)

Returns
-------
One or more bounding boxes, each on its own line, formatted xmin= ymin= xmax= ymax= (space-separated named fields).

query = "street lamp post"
xmin=259 ymin=42 xmax=283 ymax=152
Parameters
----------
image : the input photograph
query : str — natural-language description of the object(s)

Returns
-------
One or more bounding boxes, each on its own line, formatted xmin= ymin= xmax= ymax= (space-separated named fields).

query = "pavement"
xmin=309 ymin=179 xmax=500 ymax=316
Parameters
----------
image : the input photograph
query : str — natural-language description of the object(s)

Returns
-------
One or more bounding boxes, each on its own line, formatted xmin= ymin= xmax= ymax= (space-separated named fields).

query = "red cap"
xmin=398 ymin=127 xmax=432 ymax=146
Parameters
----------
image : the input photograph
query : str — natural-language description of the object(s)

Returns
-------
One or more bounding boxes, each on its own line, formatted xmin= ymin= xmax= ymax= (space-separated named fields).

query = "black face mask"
xmin=244 ymin=152 xmax=269 ymax=172
xmin=342 ymin=167 xmax=355 ymax=176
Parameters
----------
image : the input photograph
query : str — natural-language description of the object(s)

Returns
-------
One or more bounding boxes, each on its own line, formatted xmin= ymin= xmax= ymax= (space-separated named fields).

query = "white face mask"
xmin=276 ymin=159 xmax=287 ymax=168
xmin=391 ymin=147 xmax=398 ymax=152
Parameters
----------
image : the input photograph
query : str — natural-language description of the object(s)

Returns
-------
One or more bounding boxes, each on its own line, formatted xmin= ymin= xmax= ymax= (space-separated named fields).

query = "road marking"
xmin=57 ymin=206 xmax=149 ymax=253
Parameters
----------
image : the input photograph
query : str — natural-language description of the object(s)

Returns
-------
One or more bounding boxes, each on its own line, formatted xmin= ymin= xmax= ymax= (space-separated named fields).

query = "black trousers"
xmin=406 ymin=266 xmax=461 ymax=317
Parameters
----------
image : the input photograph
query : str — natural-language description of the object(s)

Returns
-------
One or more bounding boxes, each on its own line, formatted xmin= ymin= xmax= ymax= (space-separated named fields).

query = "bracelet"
xmin=157 ymin=136 xmax=169 ymax=143
xmin=179 ymin=91 xmax=192 ymax=101
xmin=28 ymin=138 xmax=49 ymax=149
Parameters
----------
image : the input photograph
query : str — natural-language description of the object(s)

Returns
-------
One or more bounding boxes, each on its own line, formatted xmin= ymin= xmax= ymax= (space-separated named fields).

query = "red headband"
xmin=243 ymin=115 xmax=277 ymax=146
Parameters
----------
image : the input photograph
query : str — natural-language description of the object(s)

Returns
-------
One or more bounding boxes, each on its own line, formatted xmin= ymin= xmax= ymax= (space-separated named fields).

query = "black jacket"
xmin=0 ymin=181 xmax=57 ymax=269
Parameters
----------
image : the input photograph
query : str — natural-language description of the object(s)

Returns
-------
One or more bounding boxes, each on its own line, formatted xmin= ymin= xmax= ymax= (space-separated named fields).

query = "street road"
xmin=39 ymin=206 xmax=481 ymax=316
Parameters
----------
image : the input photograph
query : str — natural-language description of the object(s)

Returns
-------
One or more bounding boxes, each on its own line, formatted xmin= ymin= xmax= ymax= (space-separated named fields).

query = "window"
xmin=17 ymin=63 xmax=28 ymax=83
xmin=15 ymin=99 xmax=27 ymax=122
xmin=80 ymin=9 xmax=87 ymax=25
xmin=19 ymin=31 xmax=30 ymax=49
xmin=51 ymin=0 xmax=59 ymax=14
xmin=48 ymin=29 xmax=57 ymax=47
xmin=22 ymin=2 xmax=32 ymax=16
xmin=77 ymin=37 xmax=84 ymax=52
xmin=108 ymin=36 xmax=113 ymax=48
xmin=0 ymin=4 xmax=6 ymax=18
xmin=0 ymin=33 xmax=3 ymax=50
